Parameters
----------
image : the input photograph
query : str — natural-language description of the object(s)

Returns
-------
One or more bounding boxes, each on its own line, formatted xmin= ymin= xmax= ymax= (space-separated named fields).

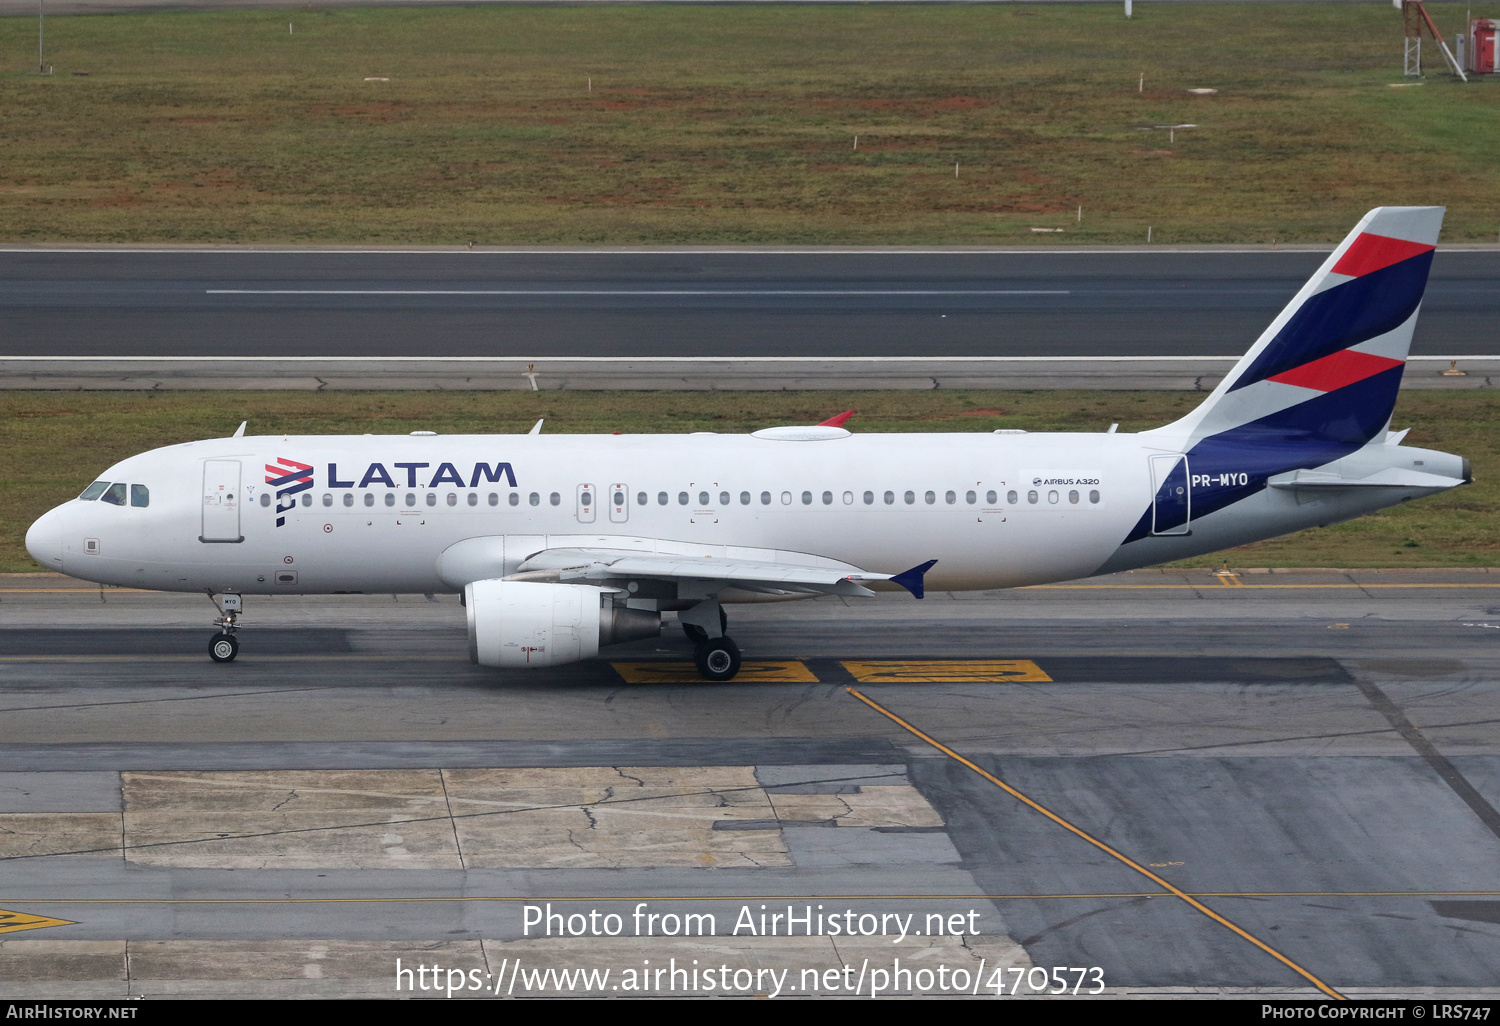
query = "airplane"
xmin=24 ymin=206 xmax=1469 ymax=682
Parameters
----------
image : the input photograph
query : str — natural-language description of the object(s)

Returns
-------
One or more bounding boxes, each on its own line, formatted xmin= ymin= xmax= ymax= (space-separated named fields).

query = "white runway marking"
xmin=204 ymin=288 xmax=1071 ymax=297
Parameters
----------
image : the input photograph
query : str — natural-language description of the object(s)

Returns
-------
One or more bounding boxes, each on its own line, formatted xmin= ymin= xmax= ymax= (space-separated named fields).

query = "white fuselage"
xmin=26 ymin=429 xmax=1462 ymax=599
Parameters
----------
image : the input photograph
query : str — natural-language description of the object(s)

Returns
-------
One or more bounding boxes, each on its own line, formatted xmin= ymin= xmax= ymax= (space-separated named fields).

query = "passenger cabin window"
xmin=924 ymin=491 xmax=935 ymax=505
xmin=781 ymin=492 xmax=792 ymax=505
xmin=509 ymin=493 xmax=520 ymax=507
xmin=740 ymin=492 xmax=751 ymax=505
xmin=719 ymin=491 xmax=730 ymax=506
xmin=467 ymin=493 xmax=478 ymax=507
xmin=659 ymin=492 xmax=669 ymax=506
xmin=1090 ymin=489 xmax=1101 ymax=504
xmin=761 ymin=491 xmax=772 ymax=505
xmin=130 ymin=485 xmax=149 ymax=508
xmin=801 ymin=491 xmax=812 ymax=505
xmin=345 ymin=493 xmax=356 ymax=507
xmin=699 ymin=491 xmax=710 ymax=506
xmin=884 ymin=491 xmax=894 ymax=505
xmin=100 ymin=483 xmax=127 ymax=506
xmin=529 ymin=493 xmax=540 ymax=506
xmin=262 ymin=493 xmax=273 ymax=507
xmin=904 ymin=491 xmax=915 ymax=505
xmin=323 ymin=494 xmax=333 ymax=507
xmin=488 ymin=493 xmax=499 ymax=506
xmin=550 ymin=492 xmax=560 ymax=506
xmin=79 ymin=481 xmax=109 ymax=501
xmin=1028 ymin=490 xmax=1038 ymax=504
xmin=842 ymin=491 xmax=853 ymax=505
xmin=822 ymin=491 xmax=833 ymax=505
xmin=864 ymin=491 xmax=874 ymax=505
xmin=678 ymin=492 xmax=689 ymax=506
xmin=366 ymin=493 xmax=376 ymax=507
xmin=638 ymin=492 xmax=648 ymax=506
xmin=1007 ymin=490 xmax=1018 ymax=504
xmin=1069 ymin=490 xmax=1080 ymax=504
xmin=386 ymin=493 xmax=397 ymax=507
xmin=301 ymin=493 xmax=312 ymax=507
xmin=987 ymin=490 xmax=998 ymax=504
xmin=425 ymin=493 xmax=436 ymax=507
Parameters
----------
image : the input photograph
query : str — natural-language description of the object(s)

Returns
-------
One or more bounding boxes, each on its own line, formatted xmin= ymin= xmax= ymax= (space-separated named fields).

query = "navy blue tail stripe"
xmin=1121 ymin=363 xmax=1405 ymax=544
xmin=1228 ymin=251 xmax=1432 ymax=392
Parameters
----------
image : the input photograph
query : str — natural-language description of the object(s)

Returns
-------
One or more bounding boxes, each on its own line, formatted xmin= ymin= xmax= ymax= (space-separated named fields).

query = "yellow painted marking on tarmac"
xmin=844 ymin=686 xmax=1347 ymax=1001
xmin=0 ymin=908 xmax=75 ymax=934
xmin=842 ymin=660 xmax=1051 ymax=684
xmin=611 ymin=661 xmax=817 ymax=684
xmin=4 ymin=891 xmax=1498 ymax=906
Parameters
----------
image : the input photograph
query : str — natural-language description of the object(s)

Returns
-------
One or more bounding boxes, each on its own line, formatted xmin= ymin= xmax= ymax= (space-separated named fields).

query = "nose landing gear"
xmin=207 ymin=592 xmax=243 ymax=663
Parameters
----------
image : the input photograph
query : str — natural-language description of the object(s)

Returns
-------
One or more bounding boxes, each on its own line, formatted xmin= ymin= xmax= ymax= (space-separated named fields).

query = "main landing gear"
xmin=679 ymin=600 xmax=741 ymax=682
xmin=207 ymin=592 xmax=243 ymax=663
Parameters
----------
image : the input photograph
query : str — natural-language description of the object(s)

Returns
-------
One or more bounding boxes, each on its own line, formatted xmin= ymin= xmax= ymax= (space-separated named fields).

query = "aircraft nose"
xmin=25 ymin=507 xmax=66 ymax=571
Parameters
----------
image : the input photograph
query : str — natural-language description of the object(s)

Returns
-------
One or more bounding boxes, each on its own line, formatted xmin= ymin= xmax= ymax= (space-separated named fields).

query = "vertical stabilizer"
xmin=1119 ymin=207 xmax=1444 ymax=547
xmin=1156 ymin=206 xmax=1442 ymax=452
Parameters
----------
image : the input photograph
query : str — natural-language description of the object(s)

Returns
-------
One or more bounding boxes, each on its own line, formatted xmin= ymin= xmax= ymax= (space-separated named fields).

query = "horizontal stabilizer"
xmin=1267 ymin=467 xmax=1465 ymax=490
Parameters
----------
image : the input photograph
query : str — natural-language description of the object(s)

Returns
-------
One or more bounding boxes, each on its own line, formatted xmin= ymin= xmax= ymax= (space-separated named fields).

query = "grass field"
xmin=1 ymin=4 xmax=1497 ymax=244
xmin=4 ymin=389 xmax=1495 ymax=573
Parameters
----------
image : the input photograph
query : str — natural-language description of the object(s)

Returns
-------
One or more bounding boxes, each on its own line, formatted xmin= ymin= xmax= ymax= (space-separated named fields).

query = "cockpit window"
xmin=100 ymin=483 xmax=127 ymax=506
xmin=79 ymin=481 xmax=109 ymax=501
xmin=130 ymin=485 xmax=149 ymax=508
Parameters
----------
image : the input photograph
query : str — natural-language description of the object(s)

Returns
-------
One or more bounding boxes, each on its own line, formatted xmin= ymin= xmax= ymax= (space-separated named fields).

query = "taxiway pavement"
xmin=0 ymin=569 xmax=1497 ymax=997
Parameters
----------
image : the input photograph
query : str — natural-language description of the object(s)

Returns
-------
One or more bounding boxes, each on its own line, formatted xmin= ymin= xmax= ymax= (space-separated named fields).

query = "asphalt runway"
xmin=1 ymin=569 xmax=1498 ymax=997
xmin=3 ymin=249 xmax=1496 ymax=360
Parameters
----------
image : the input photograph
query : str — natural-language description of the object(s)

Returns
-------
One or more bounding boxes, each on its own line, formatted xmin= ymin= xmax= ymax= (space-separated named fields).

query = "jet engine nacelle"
xmin=465 ymin=579 xmax=661 ymax=668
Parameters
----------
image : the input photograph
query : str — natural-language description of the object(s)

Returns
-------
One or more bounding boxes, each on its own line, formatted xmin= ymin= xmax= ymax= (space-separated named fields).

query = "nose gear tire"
xmin=209 ymin=633 xmax=239 ymax=663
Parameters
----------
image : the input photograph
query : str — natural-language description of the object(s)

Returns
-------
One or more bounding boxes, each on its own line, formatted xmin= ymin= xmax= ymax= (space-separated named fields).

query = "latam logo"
xmin=266 ymin=460 xmax=520 ymax=527
xmin=266 ymin=457 xmax=314 ymax=527
xmin=328 ymin=462 xmax=517 ymax=489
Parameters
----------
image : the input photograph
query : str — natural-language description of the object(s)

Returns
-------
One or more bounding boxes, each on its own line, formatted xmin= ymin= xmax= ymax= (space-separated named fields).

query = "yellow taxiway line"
xmin=845 ymin=685 xmax=1347 ymax=1001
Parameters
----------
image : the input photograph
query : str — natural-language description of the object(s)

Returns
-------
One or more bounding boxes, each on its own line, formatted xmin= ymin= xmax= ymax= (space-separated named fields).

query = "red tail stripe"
xmin=1267 ymin=349 xmax=1404 ymax=393
xmin=1331 ymin=232 xmax=1434 ymax=279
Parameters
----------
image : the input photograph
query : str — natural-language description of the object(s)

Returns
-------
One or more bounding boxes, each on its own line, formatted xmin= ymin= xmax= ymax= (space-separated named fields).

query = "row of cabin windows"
xmin=616 ymin=489 xmax=1100 ymax=507
xmin=79 ymin=481 xmax=149 ymax=507
xmin=263 ymin=491 xmax=561 ymax=509
xmin=269 ymin=487 xmax=1103 ymax=510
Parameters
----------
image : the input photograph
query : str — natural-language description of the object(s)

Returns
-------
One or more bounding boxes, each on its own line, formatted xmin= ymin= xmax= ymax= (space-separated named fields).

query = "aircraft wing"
xmin=514 ymin=547 xmax=889 ymax=596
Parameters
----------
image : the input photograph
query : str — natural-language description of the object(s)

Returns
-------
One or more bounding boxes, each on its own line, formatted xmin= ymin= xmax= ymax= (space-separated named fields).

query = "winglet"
xmin=818 ymin=410 xmax=856 ymax=428
xmin=889 ymin=559 xmax=938 ymax=599
xmin=232 ymin=421 xmax=247 ymax=438
xmin=528 ymin=419 xmax=543 ymax=436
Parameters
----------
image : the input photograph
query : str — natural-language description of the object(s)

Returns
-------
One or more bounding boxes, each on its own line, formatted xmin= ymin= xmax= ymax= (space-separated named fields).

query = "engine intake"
xmin=465 ymin=580 xmax=661 ymax=668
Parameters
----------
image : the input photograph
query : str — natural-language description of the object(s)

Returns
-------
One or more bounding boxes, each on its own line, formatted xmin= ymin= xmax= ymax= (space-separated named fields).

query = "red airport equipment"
xmin=1468 ymin=19 xmax=1498 ymax=75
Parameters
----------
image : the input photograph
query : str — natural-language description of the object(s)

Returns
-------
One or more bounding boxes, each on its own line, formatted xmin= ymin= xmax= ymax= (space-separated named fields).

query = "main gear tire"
xmin=694 ymin=636 xmax=742 ymax=682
